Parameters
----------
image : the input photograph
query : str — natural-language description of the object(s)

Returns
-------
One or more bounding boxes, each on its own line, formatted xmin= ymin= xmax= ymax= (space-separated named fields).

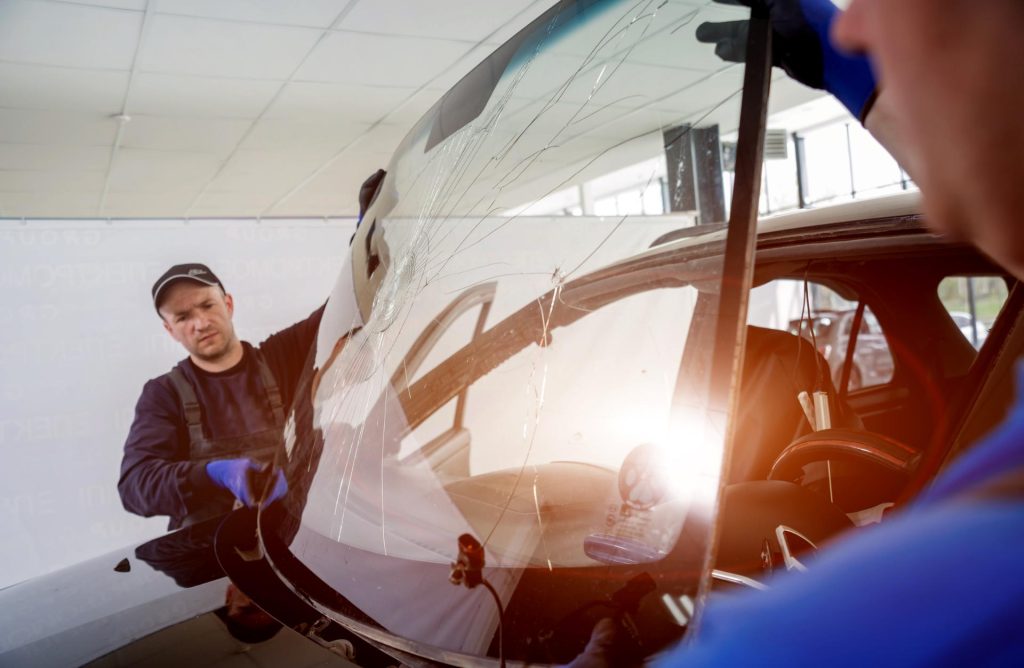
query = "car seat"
xmin=728 ymin=325 xmax=862 ymax=483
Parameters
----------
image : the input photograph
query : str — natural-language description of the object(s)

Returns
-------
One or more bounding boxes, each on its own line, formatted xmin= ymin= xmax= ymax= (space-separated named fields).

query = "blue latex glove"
xmin=205 ymin=458 xmax=288 ymax=507
xmin=696 ymin=0 xmax=877 ymax=121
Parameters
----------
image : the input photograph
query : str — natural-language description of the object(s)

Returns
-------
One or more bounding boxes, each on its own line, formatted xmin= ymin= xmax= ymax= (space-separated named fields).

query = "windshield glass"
xmin=267 ymin=0 xmax=751 ymax=662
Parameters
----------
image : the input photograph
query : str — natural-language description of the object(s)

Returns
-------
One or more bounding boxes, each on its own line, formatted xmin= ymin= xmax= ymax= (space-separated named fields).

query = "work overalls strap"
xmin=252 ymin=348 xmax=286 ymax=429
xmin=167 ymin=366 xmax=205 ymax=447
xmin=167 ymin=349 xmax=288 ymax=529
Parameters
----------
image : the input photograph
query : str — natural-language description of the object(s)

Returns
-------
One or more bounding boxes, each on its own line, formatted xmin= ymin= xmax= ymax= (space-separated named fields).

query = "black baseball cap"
xmin=152 ymin=263 xmax=225 ymax=313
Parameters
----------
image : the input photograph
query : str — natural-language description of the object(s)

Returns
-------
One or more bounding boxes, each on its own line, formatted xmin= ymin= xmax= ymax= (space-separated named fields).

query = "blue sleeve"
xmin=917 ymin=392 xmax=1024 ymax=505
xmin=655 ymin=501 xmax=1024 ymax=667
xmin=801 ymin=0 xmax=877 ymax=121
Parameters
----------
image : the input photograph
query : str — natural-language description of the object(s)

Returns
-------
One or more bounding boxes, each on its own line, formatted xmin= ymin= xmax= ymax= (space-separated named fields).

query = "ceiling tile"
xmin=100 ymin=190 xmax=198 ymax=217
xmin=0 ymin=64 xmax=128 ymax=114
xmin=58 ymin=1 xmax=148 ymax=10
xmin=0 ymin=109 xmax=118 ymax=145
xmin=207 ymin=150 xmax=328 ymax=192
xmin=188 ymin=191 xmax=284 ymax=217
xmin=339 ymin=0 xmax=537 ymax=41
xmin=240 ymin=118 xmax=370 ymax=152
xmin=156 ymin=0 xmax=348 ymax=29
xmin=294 ymin=151 xmax=393 ymax=194
xmin=0 ymin=169 xmax=106 ymax=193
xmin=263 ymin=151 xmax=390 ymax=214
xmin=346 ymin=123 xmax=405 ymax=156
xmin=127 ymin=73 xmax=282 ymax=119
xmin=380 ymin=88 xmax=443 ymax=126
xmin=296 ymin=31 xmax=470 ymax=87
xmin=265 ymin=82 xmax=415 ymax=124
xmin=107 ymin=148 xmax=221 ymax=192
xmin=0 ymin=0 xmax=806 ymax=220
xmin=119 ymin=116 xmax=254 ymax=153
xmin=186 ymin=203 xmax=264 ymax=218
xmin=766 ymin=88 xmax=844 ymax=133
xmin=648 ymin=66 xmax=745 ymax=119
xmin=0 ymin=192 xmax=102 ymax=218
xmin=767 ymin=77 xmax=830 ymax=118
xmin=140 ymin=14 xmax=322 ymax=80
xmin=274 ymin=194 xmax=354 ymax=217
xmin=0 ymin=0 xmax=142 ymax=70
xmin=0 ymin=144 xmax=110 ymax=172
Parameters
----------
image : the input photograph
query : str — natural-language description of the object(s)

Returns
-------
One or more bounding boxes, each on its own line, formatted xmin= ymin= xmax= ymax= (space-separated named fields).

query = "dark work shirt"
xmin=118 ymin=306 xmax=324 ymax=526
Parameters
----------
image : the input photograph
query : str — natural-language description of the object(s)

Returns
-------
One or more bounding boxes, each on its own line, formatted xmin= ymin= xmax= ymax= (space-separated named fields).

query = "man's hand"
xmin=696 ymin=0 xmax=877 ymax=121
xmin=205 ymin=458 xmax=288 ymax=507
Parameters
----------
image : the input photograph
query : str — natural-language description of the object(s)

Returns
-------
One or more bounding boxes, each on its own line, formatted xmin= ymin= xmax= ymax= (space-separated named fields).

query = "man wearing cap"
xmin=117 ymin=263 xmax=321 ymax=529
xmin=118 ymin=171 xmax=387 ymax=529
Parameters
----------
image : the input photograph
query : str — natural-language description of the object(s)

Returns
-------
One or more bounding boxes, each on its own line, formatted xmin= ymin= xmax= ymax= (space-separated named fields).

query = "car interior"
xmin=717 ymin=217 xmax=1019 ymax=578
xmin=349 ymin=213 xmax=1019 ymax=582
xmin=266 ymin=209 xmax=1022 ymax=664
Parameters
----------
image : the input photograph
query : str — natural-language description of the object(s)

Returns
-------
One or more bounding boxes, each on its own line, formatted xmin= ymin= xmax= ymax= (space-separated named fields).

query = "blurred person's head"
xmin=214 ymin=582 xmax=283 ymax=645
xmin=834 ymin=0 xmax=1024 ymax=279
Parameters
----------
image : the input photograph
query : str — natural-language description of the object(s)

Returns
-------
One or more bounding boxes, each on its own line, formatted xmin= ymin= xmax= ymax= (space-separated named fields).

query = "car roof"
xmin=642 ymin=191 xmax=925 ymax=261
xmin=757 ymin=191 xmax=922 ymax=236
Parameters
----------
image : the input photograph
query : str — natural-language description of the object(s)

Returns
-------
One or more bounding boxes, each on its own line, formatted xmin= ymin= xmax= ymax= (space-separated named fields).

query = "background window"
xmin=749 ymin=280 xmax=894 ymax=391
xmin=938 ymin=276 xmax=1009 ymax=349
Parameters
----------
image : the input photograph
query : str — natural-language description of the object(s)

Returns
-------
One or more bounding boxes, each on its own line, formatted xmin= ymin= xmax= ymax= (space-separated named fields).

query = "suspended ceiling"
xmin=0 ymin=0 xmax=840 ymax=221
xmin=0 ymin=0 xmax=555 ymax=219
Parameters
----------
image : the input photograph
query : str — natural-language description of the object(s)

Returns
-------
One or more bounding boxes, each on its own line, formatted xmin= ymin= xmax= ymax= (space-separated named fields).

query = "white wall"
xmin=0 ymin=217 xmax=355 ymax=589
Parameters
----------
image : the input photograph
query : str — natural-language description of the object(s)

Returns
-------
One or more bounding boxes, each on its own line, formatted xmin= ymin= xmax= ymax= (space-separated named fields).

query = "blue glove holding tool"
xmin=205 ymin=458 xmax=287 ymax=508
xmin=695 ymin=0 xmax=877 ymax=121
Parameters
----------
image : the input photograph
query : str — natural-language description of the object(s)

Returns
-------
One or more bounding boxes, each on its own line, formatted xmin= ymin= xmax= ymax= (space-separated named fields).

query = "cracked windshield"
xmin=270 ymin=0 xmax=758 ymax=660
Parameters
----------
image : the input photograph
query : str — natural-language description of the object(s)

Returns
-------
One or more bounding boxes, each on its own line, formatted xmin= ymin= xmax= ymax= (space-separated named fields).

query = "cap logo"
xmin=153 ymin=263 xmax=223 ymax=313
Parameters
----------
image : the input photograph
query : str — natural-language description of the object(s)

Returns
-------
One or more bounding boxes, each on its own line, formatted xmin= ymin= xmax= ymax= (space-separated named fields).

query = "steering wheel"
xmin=767 ymin=428 xmax=921 ymax=511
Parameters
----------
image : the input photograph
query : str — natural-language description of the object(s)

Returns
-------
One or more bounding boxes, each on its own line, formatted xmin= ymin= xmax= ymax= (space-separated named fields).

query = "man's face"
xmin=158 ymin=282 xmax=238 ymax=363
xmin=834 ymin=0 xmax=1024 ymax=277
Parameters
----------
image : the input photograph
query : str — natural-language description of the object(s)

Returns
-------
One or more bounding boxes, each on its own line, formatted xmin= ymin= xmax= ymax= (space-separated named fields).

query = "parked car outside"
xmin=788 ymin=309 xmax=895 ymax=391
xmin=949 ymin=310 xmax=990 ymax=349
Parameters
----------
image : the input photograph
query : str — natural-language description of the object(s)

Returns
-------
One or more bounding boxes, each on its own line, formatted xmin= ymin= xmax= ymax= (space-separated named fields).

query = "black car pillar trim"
xmin=687 ymin=8 xmax=774 ymax=636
